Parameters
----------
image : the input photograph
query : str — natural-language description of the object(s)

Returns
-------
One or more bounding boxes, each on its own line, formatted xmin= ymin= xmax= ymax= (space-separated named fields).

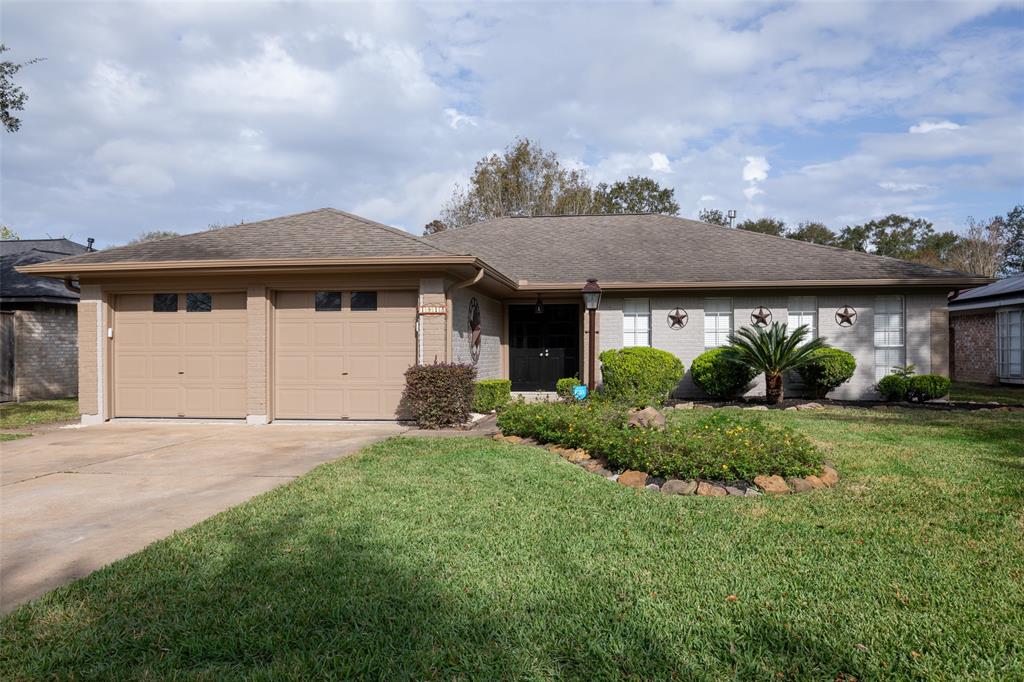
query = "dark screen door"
xmin=509 ymin=304 xmax=579 ymax=391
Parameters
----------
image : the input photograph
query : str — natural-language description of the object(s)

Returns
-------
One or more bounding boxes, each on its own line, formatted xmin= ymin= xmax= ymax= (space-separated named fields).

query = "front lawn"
xmin=951 ymin=380 xmax=1024 ymax=406
xmin=2 ymin=409 xmax=1022 ymax=679
xmin=0 ymin=398 xmax=79 ymax=429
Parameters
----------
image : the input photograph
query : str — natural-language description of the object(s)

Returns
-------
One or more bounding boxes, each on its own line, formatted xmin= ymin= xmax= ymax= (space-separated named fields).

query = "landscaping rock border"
xmin=492 ymin=432 xmax=840 ymax=497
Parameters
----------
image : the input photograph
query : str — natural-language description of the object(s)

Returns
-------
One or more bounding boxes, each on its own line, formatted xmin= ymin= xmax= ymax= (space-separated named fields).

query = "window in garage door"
xmin=273 ymin=290 xmax=416 ymax=420
xmin=114 ymin=292 xmax=247 ymax=418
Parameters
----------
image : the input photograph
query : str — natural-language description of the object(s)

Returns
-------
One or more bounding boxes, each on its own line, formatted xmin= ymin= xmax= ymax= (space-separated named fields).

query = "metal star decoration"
xmin=835 ymin=306 xmax=857 ymax=327
xmin=667 ymin=308 xmax=688 ymax=329
xmin=750 ymin=306 xmax=772 ymax=327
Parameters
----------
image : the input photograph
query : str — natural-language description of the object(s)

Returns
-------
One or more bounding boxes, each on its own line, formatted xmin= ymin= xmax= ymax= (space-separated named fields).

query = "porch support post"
xmin=587 ymin=307 xmax=597 ymax=392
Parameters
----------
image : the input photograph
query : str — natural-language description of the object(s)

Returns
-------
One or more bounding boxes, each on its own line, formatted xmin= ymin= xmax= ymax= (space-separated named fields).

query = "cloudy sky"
xmin=2 ymin=1 xmax=1022 ymax=247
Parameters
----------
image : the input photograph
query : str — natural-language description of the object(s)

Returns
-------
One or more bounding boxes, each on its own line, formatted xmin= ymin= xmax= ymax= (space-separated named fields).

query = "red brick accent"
xmin=950 ymin=311 xmax=997 ymax=384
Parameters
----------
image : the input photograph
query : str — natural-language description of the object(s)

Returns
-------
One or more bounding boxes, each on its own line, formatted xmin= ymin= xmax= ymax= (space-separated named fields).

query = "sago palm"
xmin=722 ymin=322 xmax=827 ymax=405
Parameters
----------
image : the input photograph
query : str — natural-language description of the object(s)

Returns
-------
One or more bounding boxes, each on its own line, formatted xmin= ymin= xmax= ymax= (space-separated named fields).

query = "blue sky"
xmin=2 ymin=1 xmax=1022 ymax=247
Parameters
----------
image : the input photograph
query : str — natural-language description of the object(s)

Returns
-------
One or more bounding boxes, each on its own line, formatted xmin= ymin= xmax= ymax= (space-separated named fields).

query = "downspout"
xmin=444 ymin=268 xmax=484 ymax=363
xmin=63 ymin=279 xmax=81 ymax=294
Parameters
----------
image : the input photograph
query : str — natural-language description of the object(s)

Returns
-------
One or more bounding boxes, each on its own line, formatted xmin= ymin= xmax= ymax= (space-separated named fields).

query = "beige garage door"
xmin=274 ymin=290 xmax=416 ymax=420
xmin=114 ymin=292 xmax=247 ymax=418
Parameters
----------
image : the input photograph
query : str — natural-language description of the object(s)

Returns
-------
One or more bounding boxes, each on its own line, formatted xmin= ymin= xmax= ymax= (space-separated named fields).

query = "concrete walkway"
xmin=0 ymin=421 xmax=404 ymax=614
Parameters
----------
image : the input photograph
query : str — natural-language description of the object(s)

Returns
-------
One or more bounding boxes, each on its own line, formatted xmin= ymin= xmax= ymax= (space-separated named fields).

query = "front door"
xmin=509 ymin=304 xmax=580 ymax=391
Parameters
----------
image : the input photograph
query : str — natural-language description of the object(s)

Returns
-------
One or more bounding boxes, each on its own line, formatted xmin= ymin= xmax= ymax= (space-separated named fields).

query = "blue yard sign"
xmin=572 ymin=384 xmax=589 ymax=400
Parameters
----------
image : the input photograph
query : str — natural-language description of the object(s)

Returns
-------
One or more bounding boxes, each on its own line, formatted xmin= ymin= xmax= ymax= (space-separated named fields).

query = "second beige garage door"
xmin=273 ymin=290 xmax=416 ymax=420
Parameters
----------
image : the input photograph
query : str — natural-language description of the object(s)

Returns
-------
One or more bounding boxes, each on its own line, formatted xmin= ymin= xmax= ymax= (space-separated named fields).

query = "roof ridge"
xmin=322 ymin=208 xmax=455 ymax=255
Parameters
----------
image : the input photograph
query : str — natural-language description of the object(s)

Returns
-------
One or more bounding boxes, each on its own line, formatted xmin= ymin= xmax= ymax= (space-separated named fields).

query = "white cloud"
xmin=909 ymin=120 xmax=963 ymax=134
xmin=109 ymin=164 xmax=175 ymax=195
xmin=878 ymin=181 xmax=930 ymax=192
xmin=698 ymin=194 xmax=717 ymax=202
xmin=742 ymin=156 xmax=771 ymax=183
xmin=444 ymin=108 xmax=478 ymax=129
xmin=649 ymin=152 xmax=672 ymax=173
xmin=743 ymin=186 xmax=765 ymax=200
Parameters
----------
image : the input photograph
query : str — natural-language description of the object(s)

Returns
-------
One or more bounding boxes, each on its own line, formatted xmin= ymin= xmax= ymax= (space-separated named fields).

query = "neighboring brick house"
xmin=1 ymin=239 xmax=91 ymax=402
xmin=949 ymin=274 xmax=1024 ymax=385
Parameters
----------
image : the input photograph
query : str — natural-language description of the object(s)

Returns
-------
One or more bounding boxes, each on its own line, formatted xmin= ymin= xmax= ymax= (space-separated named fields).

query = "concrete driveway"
xmin=0 ymin=421 xmax=405 ymax=614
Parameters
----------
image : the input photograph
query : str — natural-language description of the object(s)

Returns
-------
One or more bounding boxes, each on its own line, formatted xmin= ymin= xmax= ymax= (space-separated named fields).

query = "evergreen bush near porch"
xmin=796 ymin=348 xmax=857 ymax=398
xmin=472 ymin=379 xmax=512 ymax=413
xmin=690 ymin=348 xmax=758 ymax=400
xmin=598 ymin=347 xmax=684 ymax=406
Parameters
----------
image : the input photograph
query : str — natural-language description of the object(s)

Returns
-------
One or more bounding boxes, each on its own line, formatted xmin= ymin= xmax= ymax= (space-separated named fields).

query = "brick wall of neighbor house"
xmin=595 ymin=290 xmax=950 ymax=400
xmin=950 ymin=311 xmax=997 ymax=384
xmin=419 ymin=277 xmax=449 ymax=364
xmin=13 ymin=304 xmax=78 ymax=401
xmin=77 ymin=285 xmax=102 ymax=416
xmin=451 ymin=287 xmax=502 ymax=379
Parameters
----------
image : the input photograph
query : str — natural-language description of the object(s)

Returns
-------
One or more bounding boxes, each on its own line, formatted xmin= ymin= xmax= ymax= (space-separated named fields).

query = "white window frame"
xmin=704 ymin=298 xmax=733 ymax=348
xmin=622 ymin=298 xmax=651 ymax=347
xmin=997 ymin=308 xmax=1023 ymax=380
xmin=874 ymin=295 xmax=905 ymax=381
xmin=787 ymin=296 xmax=817 ymax=342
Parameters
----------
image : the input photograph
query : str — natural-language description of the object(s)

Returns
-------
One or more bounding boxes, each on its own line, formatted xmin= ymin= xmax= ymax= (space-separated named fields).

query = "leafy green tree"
xmin=1 ymin=45 xmax=44 ymax=133
xmin=0 ymin=224 xmax=19 ymax=239
xmin=127 ymin=230 xmax=180 ymax=245
xmin=944 ymin=217 xmax=1005 ymax=276
xmin=423 ymin=219 xmax=447 ymax=235
xmin=788 ymin=221 xmax=836 ymax=245
xmin=912 ymin=230 xmax=961 ymax=268
xmin=1001 ymin=204 xmax=1024 ymax=274
xmin=723 ymin=322 xmax=827 ymax=405
xmin=736 ymin=217 xmax=786 ymax=237
xmin=697 ymin=208 xmax=729 ymax=226
xmin=835 ymin=224 xmax=871 ymax=252
xmin=592 ymin=176 xmax=679 ymax=215
xmin=437 ymin=138 xmax=594 ymax=230
xmin=848 ymin=214 xmax=936 ymax=259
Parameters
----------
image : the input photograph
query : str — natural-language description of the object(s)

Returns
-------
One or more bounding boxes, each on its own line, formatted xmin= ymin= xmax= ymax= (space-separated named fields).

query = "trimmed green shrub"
xmin=402 ymin=363 xmax=476 ymax=428
xmin=906 ymin=374 xmax=951 ymax=402
xmin=598 ymin=347 xmax=684 ymax=406
xmin=690 ymin=348 xmax=757 ymax=400
xmin=877 ymin=374 xmax=909 ymax=402
xmin=797 ymin=348 xmax=857 ymax=398
xmin=556 ymin=377 xmax=582 ymax=399
xmin=473 ymin=379 xmax=511 ymax=413
xmin=497 ymin=401 xmax=820 ymax=480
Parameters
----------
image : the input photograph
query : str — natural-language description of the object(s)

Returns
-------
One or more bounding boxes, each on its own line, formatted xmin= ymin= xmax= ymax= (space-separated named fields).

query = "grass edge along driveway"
xmin=1 ymin=408 xmax=1022 ymax=680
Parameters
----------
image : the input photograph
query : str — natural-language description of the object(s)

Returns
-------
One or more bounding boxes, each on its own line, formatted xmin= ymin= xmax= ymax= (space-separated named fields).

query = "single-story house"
xmin=19 ymin=209 xmax=989 ymax=423
xmin=949 ymin=274 xmax=1024 ymax=385
xmin=1 ymin=238 xmax=91 ymax=402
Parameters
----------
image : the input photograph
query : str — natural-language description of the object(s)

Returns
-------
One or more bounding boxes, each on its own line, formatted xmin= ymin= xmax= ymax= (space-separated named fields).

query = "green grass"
xmin=0 ymin=398 xmax=78 ymax=430
xmin=951 ymin=381 xmax=1024 ymax=406
xmin=0 ymin=432 xmax=30 ymax=441
xmin=2 ymin=409 xmax=1022 ymax=680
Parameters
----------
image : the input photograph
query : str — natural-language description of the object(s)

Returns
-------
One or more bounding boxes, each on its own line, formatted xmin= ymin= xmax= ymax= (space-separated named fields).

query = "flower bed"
xmin=496 ymin=400 xmax=821 ymax=481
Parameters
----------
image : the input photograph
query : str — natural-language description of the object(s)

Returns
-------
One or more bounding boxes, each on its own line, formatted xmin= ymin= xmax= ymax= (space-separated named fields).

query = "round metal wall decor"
xmin=667 ymin=308 xmax=689 ymax=330
xmin=835 ymin=305 xmax=857 ymax=327
xmin=468 ymin=297 xmax=482 ymax=363
xmin=750 ymin=306 xmax=772 ymax=327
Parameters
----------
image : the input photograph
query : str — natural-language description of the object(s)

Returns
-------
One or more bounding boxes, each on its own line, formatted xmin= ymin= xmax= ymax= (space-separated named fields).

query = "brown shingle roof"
xmin=48 ymin=208 xmax=452 ymax=266
xmin=423 ymin=213 xmax=979 ymax=285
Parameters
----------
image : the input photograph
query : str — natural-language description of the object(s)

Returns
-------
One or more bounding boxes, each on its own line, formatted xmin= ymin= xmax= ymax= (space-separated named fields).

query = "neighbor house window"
xmin=622 ymin=298 xmax=651 ymax=347
xmin=315 ymin=291 xmax=341 ymax=311
xmin=874 ymin=295 xmax=904 ymax=380
xmin=186 ymin=293 xmax=212 ymax=312
xmin=788 ymin=296 xmax=817 ymax=341
xmin=351 ymin=291 xmax=378 ymax=311
xmin=152 ymin=293 xmax=177 ymax=312
xmin=997 ymin=309 xmax=1023 ymax=380
xmin=704 ymin=298 xmax=733 ymax=348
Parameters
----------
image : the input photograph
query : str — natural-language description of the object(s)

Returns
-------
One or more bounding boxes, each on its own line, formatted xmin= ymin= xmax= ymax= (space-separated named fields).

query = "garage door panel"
xmin=273 ymin=289 xmax=415 ymax=420
xmin=277 ymin=322 xmax=309 ymax=346
xmin=218 ymin=322 xmax=247 ymax=346
xmin=114 ymin=292 xmax=246 ymax=418
xmin=313 ymin=322 xmax=343 ymax=347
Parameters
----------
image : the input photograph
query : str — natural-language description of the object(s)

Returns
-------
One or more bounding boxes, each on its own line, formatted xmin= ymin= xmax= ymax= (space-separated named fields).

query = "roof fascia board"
xmin=950 ymin=295 xmax=1024 ymax=311
xmin=516 ymin=277 xmax=993 ymax=291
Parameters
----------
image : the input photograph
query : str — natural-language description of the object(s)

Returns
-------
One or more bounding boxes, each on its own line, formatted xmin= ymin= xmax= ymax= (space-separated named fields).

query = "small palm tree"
xmin=723 ymin=322 xmax=827 ymax=405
